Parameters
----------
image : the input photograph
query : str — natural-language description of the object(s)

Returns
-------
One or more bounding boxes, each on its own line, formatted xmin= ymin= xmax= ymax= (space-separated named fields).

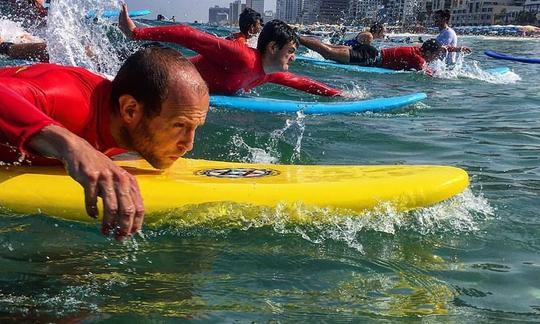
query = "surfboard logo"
xmin=196 ymin=168 xmax=279 ymax=178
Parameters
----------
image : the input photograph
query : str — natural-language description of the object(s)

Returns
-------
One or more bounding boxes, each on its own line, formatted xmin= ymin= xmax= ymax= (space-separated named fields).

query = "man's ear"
xmin=118 ymin=94 xmax=143 ymax=125
xmin=266 ymin=41 xmax=278 ymax=55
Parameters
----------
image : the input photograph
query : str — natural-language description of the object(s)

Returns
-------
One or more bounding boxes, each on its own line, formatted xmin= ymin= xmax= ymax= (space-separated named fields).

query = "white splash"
xmin=0 ymin=19 xmax=43 ymax=43
xmin=45 ymin=0 xmax=125 ymax=75
xmin=430 ymin=56 xmax=521 ymax=84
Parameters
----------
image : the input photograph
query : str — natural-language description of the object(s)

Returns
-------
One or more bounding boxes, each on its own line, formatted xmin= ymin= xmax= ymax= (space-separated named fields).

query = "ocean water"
xmin=1 ymin=13 xmax=540 ymax=321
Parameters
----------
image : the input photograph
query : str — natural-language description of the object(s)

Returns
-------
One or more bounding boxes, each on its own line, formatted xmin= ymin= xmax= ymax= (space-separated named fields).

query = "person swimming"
xmin=299 ymin=36 xmax=471 ymax=74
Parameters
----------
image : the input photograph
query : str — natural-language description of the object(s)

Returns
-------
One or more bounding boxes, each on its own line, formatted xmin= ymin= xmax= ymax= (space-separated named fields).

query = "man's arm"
xmin=0 ymin=83 xmax=144 ymax=239
xmin=444 ymin=45 xmax=472 ymax=54
xmin=266 ymin=72 xmax=342 ymax=97
xmin=119 ymin=4 xmax=253 ymax=68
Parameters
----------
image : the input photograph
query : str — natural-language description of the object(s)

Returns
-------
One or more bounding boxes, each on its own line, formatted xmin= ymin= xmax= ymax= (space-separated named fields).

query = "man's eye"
xmin=173 ymin=123 xmax=185 ymax=128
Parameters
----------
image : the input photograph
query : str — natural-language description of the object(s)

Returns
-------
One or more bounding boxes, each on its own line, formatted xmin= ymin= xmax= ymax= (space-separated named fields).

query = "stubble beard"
xmin=121 ymin=119 xmax=171 ymax=170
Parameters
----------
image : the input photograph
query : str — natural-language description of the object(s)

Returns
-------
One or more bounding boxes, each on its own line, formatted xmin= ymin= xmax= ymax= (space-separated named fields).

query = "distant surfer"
xmin=119 ymin=4 xmax=342 ymax=97
xmin=0 ymin=47 xmax=209 ymax=238
xmin=299 ymin=35 xmax=471 ymax=74
xmin=225 ymin=8 xmax=263 ymax=46
xmin=344 ymin=22 xmax=386 ymax=47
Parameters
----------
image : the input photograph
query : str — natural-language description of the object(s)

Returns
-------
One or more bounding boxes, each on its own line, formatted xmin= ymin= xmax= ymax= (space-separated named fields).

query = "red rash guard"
xmin=381 ymin=46 xmax=426 ymax=71
xmin=0 ymin=64 xmax=122 ymax=165
xmin=132 ymin=25 xmax=341 ymax=96
xmin=225 ymin=32 xmax=247 ymax=45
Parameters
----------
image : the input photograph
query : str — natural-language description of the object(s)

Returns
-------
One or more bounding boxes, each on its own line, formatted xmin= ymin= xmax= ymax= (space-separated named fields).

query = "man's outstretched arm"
xmin=119 ymin=4 xmax=253 ymax=68
xmin=266 ymin=72 xmax=342 ymax=97
xmin=0 ymin=83 xmax=144 ymax=239
xmin=444 ymin=45 xmax=472 ymax=54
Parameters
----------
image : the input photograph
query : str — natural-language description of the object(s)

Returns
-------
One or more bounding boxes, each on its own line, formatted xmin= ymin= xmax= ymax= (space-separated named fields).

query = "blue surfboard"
xmin=209 ymin=93 xmax=427 ymax=114
xmin=485 ymin=50 xmax=540 ymax=64
xmin=86 ymin=9 xmax=151 ymax=19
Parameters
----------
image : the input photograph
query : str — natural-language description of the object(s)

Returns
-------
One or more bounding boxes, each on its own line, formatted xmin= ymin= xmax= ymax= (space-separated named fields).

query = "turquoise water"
xmin=1 ymin=19 xmax=540 ymax=321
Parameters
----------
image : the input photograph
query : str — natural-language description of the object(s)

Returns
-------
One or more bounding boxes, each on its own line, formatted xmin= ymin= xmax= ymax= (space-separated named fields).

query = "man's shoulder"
xmin=27 ymin=64 xmax=109 ymax=92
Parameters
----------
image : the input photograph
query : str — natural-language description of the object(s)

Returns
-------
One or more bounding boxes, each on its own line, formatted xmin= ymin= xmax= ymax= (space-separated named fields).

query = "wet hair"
xmin=370 ymin=22 xmax=384 ymax=35
xmin=420 ymin=39 xmax=442 ymax=54
xmin=435 ymin=9 xmax=451 ymax=21
xmin=257 ymin=19 xmax=299 ymax=54
xmin=239 ymin=8 xmax=262 ymax=34
xmin=111 ymin=47 xmax=206 ymax=117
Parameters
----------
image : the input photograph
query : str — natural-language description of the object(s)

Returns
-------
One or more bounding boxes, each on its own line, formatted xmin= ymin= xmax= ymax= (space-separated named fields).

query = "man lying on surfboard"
xmin=119 ymin=4 xmax=342 ymax=97
xmin=0 ymin=47 xmax=209 ymax=239
xmin=299 ymin=36 xmax=471 ymax=74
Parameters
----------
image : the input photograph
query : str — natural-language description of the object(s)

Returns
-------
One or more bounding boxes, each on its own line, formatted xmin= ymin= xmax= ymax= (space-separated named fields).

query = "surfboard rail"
xmin=209 ymin=93 xmax=427 ymax=114
xmin=0 ymin=159 xmax=469 ymax=222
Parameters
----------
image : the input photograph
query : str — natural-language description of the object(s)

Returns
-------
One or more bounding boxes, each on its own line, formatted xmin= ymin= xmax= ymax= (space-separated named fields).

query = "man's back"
xmin=381 ymin=46 xmax=425 ymax=71
xmin=0 ymin=64 xmax=118 ymax=164
xmin=133 ymin=26 xmax=267 ymax=94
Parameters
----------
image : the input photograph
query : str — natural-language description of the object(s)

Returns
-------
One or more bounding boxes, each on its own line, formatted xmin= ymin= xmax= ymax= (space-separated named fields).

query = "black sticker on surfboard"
xmin=196 ymin=168 xmax=279 ymax=178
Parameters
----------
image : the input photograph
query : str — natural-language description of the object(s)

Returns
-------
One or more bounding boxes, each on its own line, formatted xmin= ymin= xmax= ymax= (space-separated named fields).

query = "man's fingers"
xmin=114 ymin=172 xmax=136 ymax=239
xmin=99 ymin=175 xmax=118 ymax=235
xmin=83 ymin=173 xmax=99 ymax=218
xmin=129 ymin=176 xmax=145 ymax=234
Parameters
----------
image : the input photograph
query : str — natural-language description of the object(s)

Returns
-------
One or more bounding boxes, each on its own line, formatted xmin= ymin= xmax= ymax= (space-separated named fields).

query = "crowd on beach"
xmin=0 ymin=1 xmax=475 ymax=238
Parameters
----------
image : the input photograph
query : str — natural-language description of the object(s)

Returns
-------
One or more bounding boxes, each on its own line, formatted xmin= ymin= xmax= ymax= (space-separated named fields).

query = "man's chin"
xmin=145 ymin=157 xmax=175 ymax=170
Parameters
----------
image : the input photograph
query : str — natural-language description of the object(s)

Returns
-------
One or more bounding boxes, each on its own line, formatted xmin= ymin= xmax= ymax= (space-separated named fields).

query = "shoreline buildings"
xmin=210 ymin=0 xmax=538 ymax=27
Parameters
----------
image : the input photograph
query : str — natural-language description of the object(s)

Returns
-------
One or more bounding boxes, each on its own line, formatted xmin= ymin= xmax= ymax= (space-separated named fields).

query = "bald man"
xmin=0 ymin=47 xmax=209 ymax=238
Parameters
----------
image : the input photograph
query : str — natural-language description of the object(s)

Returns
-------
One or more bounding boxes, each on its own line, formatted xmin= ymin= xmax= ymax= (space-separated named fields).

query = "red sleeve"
xmin=266 ymin=72 xmax=342 ymax=97
xmin=0 ymin=82 xmax=63 ymax=154
xmin=413 ymin=55 xmax=427 ymax=71
xmin=132 ymin=25 xmax=254 ymax=69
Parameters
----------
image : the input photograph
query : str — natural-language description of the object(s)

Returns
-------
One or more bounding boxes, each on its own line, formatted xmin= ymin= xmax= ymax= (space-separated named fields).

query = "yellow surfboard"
xmin=0 ymin=158 xmax=468 ymax=222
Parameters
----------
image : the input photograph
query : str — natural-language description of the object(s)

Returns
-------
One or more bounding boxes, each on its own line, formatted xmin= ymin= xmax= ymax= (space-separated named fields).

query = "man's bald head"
xmin=111 ymin=47 xmax=208 ymax=117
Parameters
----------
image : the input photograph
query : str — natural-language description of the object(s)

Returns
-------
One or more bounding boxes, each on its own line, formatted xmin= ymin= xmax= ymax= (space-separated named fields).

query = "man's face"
xmin=128 ymin=87 xmax=209 ymax=169
xmin=433 ymin=14 xmax=445 ymax=28
xmin=423 ymin=50 xmax=441 ymax=62
xmin=248 ymin=20 xmax=262 ymax=37
xmin=269 ymin=41 xmax=297 ymax=72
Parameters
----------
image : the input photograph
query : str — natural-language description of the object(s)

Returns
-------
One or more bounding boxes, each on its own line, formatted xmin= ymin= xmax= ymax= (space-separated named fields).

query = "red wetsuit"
xmin=132 ymin=25 xmax=341 ymax=96
xmin=0 ymin=64 xmax=121 ymax=165
xmin=381 ymin=46 xmax=426 ymax=71
xmin=225 ymin=32 xmax=247 ymax=45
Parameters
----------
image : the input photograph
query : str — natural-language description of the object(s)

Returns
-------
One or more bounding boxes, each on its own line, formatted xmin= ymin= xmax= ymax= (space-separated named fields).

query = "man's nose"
xmin=179 ymin=129 xmax=195 ymax=152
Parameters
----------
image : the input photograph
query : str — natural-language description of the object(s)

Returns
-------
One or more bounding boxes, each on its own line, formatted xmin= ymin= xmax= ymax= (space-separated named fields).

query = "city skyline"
xmin=126 ymin=0 xmax=276 ymax=23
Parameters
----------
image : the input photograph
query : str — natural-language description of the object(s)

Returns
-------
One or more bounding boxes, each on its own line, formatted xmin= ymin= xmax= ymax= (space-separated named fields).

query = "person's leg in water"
xmin=299 ymin=36 xmax=351 ymax=64
xmin=0 ymin=39 xmax=49 ymax=62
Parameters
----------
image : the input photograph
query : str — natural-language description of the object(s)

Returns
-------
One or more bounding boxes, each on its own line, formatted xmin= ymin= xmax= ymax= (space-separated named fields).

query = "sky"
xmin=126 ymin=0 xmax=277 ymax=23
